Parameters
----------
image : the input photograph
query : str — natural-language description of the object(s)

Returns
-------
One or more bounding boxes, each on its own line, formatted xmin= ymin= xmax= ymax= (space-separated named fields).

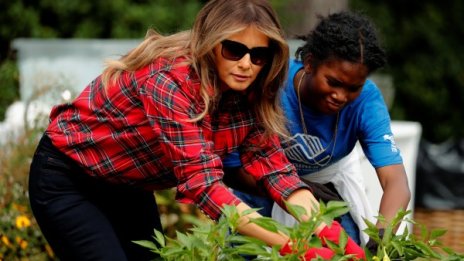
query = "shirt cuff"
xmin=262 ymin=173 xmax=309 ymax=210
xmin=177 ymin=183 xmax=240 ymax=221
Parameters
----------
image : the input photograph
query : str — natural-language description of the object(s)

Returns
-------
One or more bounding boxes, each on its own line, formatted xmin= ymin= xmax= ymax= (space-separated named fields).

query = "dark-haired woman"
xmin=225 ymin=10 xmax=411 ymax=246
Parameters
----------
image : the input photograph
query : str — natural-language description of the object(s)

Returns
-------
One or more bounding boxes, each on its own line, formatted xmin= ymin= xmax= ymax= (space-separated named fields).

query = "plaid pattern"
xmin=46 ymin=57 xmax=307 ymax=220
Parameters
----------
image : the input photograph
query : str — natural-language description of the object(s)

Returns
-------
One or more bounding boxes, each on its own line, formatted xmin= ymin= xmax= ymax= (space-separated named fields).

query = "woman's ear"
xmin=303 ymin=54 xmax=312 ymax=74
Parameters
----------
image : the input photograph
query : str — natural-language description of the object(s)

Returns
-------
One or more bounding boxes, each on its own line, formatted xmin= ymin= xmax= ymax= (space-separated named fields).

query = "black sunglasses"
xmin=220 ymin=40 xmax=272 ymax=66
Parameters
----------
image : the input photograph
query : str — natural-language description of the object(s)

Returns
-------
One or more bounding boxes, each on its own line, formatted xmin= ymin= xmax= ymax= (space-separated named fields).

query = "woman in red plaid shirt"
xmin=28 ymin=0 xmax=364 ymax=260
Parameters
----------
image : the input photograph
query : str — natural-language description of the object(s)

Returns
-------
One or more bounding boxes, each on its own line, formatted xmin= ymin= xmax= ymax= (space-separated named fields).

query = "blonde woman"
xmin=28 ymin=1 xmax=364 ymax=260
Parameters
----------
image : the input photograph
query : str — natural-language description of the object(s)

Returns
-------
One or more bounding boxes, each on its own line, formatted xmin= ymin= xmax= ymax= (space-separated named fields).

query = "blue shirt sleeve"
xmin=357 ymin=80 xmax=403 ymax=168
xmin=222 ymin=150 xmax=242 ymax=168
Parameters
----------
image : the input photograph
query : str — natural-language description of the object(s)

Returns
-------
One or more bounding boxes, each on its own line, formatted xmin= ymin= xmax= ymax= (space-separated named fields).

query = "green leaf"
xmin=284 ymin=201 xmax=307 ymax=221
xmin=414 ymin=241 xmax=441 ymax=258
xmin=241 ymin=207 xmax=261 ymax=216
xmin=324 ymin=239 xmax=340 ymax=252
xmin=249 ymin=216 xmax=281 ymax=233
xmin=132 ymin=240 xmax=158 ymax=250
xmin=163 ymin=247 xmax=188 ymax=257
xmin=324 ymin=201 xmax=350 ymax=219
xmin=338 ymin=228 xmax=348 ymax=250
xmin=175 ymin=231 xmax=191 ymax=248
xmin=389 ymin=239 xmax=404 ymax=257
xmin=430 ymin=228 xmax=447 ymax=240
xmin=154 ymin=229 xmax=166 ymax=247
xmin=233 ymin=243 xmax=270 ymax=257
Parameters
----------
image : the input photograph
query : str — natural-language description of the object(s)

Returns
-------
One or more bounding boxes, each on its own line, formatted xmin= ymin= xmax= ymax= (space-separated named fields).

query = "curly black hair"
xmin=295 ymin=11 xmax=387 ymax=73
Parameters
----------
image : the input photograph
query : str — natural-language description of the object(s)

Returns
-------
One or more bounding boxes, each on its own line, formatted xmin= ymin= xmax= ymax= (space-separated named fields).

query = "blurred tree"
xmin=0 ymin=60 xmax=19 ymax=120
xmin=272 ymin=0 xmax=348 ymax=37
xmin=350 ymin=0 xmax=464 ymax=142
xmin=3 ymin=0 xmax=461 ymax=142
xmin=0 ymin=0 xmax=203 ymax=121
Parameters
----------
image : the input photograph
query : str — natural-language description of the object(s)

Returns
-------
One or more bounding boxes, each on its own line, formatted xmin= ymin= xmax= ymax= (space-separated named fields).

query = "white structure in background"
xmin=0 ymin=39 xmax=139 ymax=145
xmin=0 ymin=101 xmax=47 ymax=144
xmin=12 ymin=39 xmax=139 ymax=103
xmin=8 ymin=39 xmax=422 ymax=233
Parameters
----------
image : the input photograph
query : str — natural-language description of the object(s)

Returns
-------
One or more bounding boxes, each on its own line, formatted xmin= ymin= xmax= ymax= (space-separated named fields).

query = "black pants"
xmin=28 ymin=135 xmax=162 ymax=261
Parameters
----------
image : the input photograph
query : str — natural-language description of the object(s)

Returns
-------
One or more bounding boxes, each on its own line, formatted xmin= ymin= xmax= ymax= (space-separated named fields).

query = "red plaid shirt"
xmin=46 ymin=57 xmax=307 ymax=220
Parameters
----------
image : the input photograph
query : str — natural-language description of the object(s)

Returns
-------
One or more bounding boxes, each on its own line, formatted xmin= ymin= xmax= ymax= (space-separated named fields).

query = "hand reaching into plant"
xmin=279 ymin=240 xmax=335 ymax=259
xmin=365 ymin=228 xmax=385 ymax=255
xmin=318 ymin=220 xmax=366 ymax=260
xmin=278 ymin=219 xmax=366 ymax=261
xmin=134 ymin=205 xmax=464 ymax=261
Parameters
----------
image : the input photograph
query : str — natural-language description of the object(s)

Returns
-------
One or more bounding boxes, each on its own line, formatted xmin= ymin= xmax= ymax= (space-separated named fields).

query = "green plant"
xmin=0 ymin=59 xmax=20 ymax=122
xmin=0 ymin=83 xmax=72 ymax=260
xmin=350 ymin=0 xmax=464 ymax=142
xmin=135 ymin=201 xmax=357 ymax=260
xmin=364 ymin=210 xmax=464 ymax=261
xmin=155 ymin=188 xmax=211 ymax=238
xmin=0 ymin=129 xmax=57 ymax=260
xmin=136 ymin=202 xmax=464 ymax=261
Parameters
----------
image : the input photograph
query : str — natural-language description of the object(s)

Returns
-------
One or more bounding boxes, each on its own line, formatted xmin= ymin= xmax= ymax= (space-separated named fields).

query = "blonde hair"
xmin=102 ymin=0 xmax=289 ymax=138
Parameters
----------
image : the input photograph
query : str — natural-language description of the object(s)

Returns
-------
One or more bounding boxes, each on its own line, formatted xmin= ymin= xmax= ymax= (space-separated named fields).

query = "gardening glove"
xmin=365 ymin=228 xmax=385 ymax=255
xmin=303 ymin=247 xmax=336 ymax=260
xmin=280 ymin=240 xmax=335 ymax=260
xmin=318 ymin=221 xmax=366 ymax=260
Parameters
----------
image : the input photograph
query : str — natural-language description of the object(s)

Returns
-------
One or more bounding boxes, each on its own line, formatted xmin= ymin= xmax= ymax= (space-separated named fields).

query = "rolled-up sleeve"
xmin=141 ymin=70 xmax=239 ymax=220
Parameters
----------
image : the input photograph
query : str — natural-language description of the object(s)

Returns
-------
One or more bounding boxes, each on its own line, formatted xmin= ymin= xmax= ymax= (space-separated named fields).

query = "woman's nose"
xmin=237 ymin=54 xmax=252 ymax=69
xmin=331 ymin=89 xmax=348 ymax=103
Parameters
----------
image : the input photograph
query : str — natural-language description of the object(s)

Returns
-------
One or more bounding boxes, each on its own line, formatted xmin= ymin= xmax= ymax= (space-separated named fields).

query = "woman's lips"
xmin=232 ymin=73 xmax=250 ymax=82
xmin=326 ymin=100 xmax=343 ymax=112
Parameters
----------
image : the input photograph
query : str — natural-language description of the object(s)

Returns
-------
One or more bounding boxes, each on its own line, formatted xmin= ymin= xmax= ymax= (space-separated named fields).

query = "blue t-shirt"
xmin=224 ymin=59 xmax=402 ymax=175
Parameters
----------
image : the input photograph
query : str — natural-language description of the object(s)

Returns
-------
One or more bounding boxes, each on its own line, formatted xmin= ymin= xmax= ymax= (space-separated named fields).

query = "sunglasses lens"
xmin=221 ymin=40 xmax=271 ymax=66
xmin=250 ymin=48 xmax=270 ymax=66
xmin=221 ymin=40 xmax=247 ymax=61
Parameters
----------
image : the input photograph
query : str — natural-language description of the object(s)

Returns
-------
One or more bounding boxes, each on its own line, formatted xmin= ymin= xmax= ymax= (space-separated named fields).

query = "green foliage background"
xmin=1 ymin=1 xmax=464 ymax=259
xmin=1 ymin=0 xmax=463 ymax=142
xmin=0 ymin=0 xmax=205 ymax=121
xmin=350 ymin=0 xmax=464 ymax=142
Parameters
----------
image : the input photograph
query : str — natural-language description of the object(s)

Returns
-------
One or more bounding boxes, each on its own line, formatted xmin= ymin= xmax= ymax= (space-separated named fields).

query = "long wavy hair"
xmin=102 ymin=0 xmax=289 ymax=138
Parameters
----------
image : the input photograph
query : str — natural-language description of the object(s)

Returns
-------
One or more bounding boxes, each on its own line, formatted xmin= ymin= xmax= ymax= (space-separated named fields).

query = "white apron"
xmin=271 ymin=149 xmax=376 ymax=245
